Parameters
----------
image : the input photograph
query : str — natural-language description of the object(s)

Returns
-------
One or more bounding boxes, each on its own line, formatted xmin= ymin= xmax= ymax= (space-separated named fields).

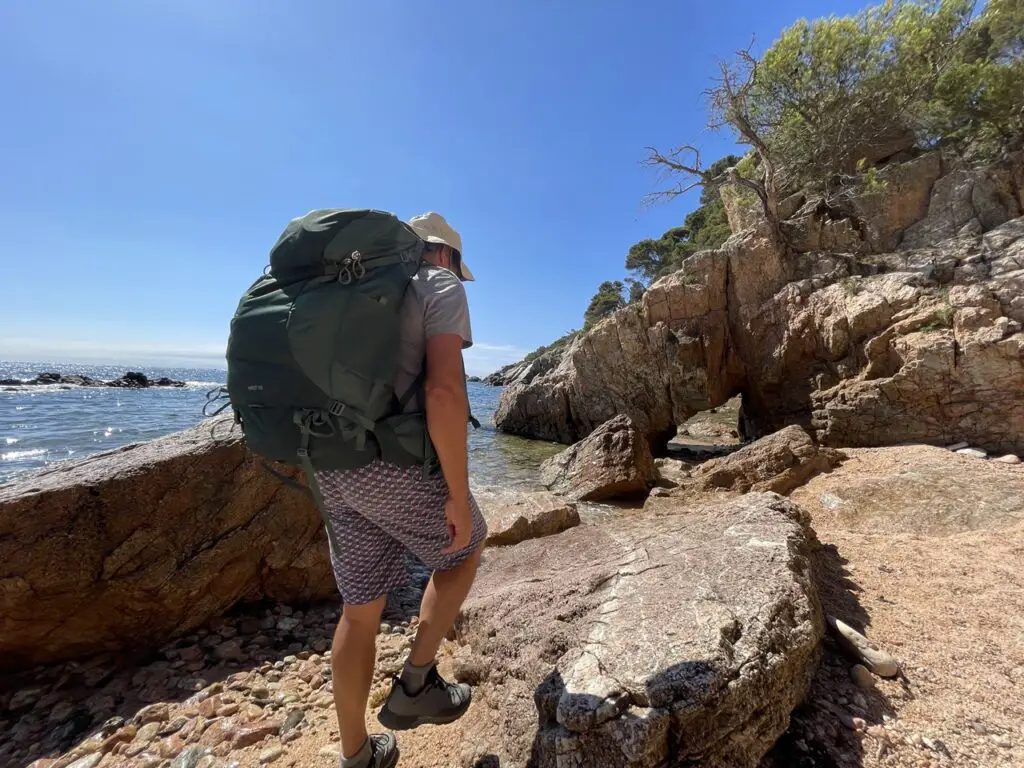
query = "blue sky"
xmin=0 ymin=0 xmax=866 ymax=375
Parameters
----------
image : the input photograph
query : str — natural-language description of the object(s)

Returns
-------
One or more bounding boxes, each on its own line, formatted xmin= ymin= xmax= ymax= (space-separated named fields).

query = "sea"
xmin=0 ymin=361 xmax=562 ymax=489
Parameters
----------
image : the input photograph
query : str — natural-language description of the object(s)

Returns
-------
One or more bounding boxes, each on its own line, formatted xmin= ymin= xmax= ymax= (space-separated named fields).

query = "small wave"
xmin=5 ymin=438 xmax=18 ymax=445
xmin=185 ymin=381 xmax=225 ymax=391
xmin=1 ymin=448 xmax=47 ymax=462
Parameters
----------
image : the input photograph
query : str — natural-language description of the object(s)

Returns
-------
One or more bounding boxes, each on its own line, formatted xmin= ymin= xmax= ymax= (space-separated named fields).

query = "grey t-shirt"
xmin=395 ymin=265 xmax=472 ymax=409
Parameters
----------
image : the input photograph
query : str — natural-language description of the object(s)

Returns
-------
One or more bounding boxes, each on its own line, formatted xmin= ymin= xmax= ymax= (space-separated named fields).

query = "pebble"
xmin=171 ymin=746 xmax=209 ymax=768
xmin=277 ymin=618 xmax=300 ymax=632
xmin=136 ymin=756 xmax=162 ymax=768
xmin=159 ymin=716 xmax=189 ymax=736
xmin=231 ymin=719 xmax=283 ymax=749
xmin=101 ymin=716 xmax=126 ymax=734
xmin=850 ymin=664 xmax=875 ymax=690
xmin=955 ymin=447 xmax=987 ymax=459
xmin=281 ymin=729 xmax=302 ymax=744
xmin=67 ymin=755 xmax=103 ymax=768
xmin=214 ymin=640 xmax=248 ymax=663
xmin=48 ymin=701 xmax=76 ymax=723
xmin=280 ymin=709 xmax=305 ymax=734
xmin=178 ymin=646 xmax=205 ymax=663
xmin=259 ymin=745 xmax=285 ymax=763
xmin=135 ymin=722 xmax=162 ymax=744
xmin=995 ymin=454 xmax=1021 ymax=464
xmin=9 ymin=687 xmax=44 ymax=710
xmin=312 ymin=639 xmax=329 ymax=653
xmin=945 ymin=441 xmax=969 ymax=451
xmin=991 ymin=734 xmax=1011 ymax=748
xmin=319 ymin=746 xmax=341 ymax=759
xmin=196 ymin=757 xmax=217 ymax=768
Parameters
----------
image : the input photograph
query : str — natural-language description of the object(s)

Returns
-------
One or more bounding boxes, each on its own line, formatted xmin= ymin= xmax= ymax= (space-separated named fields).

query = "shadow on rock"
xmin=762 ymin=542 xmax=897 ymax=767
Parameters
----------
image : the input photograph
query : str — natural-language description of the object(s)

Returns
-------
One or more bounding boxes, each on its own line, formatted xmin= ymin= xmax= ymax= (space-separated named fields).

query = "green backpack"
xmin=221 ymin=208 xmax=437 ymax=489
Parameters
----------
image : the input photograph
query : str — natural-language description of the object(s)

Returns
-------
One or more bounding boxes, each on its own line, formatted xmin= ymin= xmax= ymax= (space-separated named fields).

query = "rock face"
xmin=483 ymin=344 xmax=569 ymax=387
xmin=479 ymin=491 xmax=581 ymax=547
xmin=453 ymin=493 xmax=823 ymax=767
xmin=0 ymin=417 xmax=335 ymax=669
xmin=680 ymin=426 xmax=844 ymax=496
xmin=496 ymin=153 xmax=1024 ymax=456
xmin=539 ymin=415 xmax=656 ymax=501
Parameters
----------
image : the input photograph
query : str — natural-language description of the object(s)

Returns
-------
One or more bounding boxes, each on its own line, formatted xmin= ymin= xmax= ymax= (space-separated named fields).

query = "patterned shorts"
xmin=315 ymin=460 xmax=488 ymax=605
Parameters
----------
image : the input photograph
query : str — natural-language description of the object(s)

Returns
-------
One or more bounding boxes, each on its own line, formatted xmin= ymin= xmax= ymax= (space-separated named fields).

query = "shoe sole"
xmin=377 ymin=698 xmax=472 ymax=731
xmin=376 ymin=746 xmax=400 ymax=768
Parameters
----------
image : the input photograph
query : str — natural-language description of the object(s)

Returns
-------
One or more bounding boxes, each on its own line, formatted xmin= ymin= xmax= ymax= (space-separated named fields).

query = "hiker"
xmin=225 ymin=209 xmax=487 ymax=768
xmin=322 ymin=212 xmax=486 ymax=768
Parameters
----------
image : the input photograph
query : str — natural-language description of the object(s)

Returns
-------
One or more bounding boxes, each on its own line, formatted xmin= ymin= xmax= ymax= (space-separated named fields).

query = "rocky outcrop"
xmin=479 ymin=491 xmax=581 ymax=546
xmin=496 ymin=154 xmax=1024 ymax=455
xmin=0 ymin=417 xmax=335 ymax=669
xmin=451 ymin=493 xmax=823 ymax=767
xmin=483 ymin=343 xmax=569 ymax=387
xmin=0 ymin=371 xmax=186 ymax=388
xmin=540 ymin=415 xmax=656 ymax=501
xmin=677 ymin=425 xmax=844 ymax=496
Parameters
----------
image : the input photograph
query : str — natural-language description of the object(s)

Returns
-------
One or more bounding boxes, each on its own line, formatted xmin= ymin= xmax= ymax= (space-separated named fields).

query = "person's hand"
xmin=440 ymin=495 xmax=473 ymax=555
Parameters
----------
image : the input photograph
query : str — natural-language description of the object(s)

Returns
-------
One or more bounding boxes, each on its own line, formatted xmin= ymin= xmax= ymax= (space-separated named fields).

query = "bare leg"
xmin=332 ymin=595 xmax=386 ymax=758
xmin=409 ymin=544 xmax=483 ymax=667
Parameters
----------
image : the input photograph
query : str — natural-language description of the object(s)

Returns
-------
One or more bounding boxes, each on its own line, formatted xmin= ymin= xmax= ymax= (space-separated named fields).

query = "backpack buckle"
xmin=328 ymin=400 xmax=347 ymax=417
xmin=351 ymin=251 xmax=365 ymax=279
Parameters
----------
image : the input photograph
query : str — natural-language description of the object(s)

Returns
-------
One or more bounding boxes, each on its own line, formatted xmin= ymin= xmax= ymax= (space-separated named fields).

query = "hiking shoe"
xmin=341 ymin=733 xmax=399 ymax=768
xmin=377 ymin=665 xmax=472 ymax=730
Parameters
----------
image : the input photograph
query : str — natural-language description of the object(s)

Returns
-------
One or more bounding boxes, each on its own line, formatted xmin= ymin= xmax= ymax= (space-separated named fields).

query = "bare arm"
xmin=425 ymin=333 xmax=470 ymax=506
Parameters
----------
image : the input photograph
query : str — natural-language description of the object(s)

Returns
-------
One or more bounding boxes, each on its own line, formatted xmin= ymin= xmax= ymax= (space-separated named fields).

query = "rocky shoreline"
xmin=0 ymin=372 xmax=187 ymax=389
xmin=4 ymin=150 xmax=1023 ymax=768
xmin=2 ymin=422 xmax=1020 ymax=767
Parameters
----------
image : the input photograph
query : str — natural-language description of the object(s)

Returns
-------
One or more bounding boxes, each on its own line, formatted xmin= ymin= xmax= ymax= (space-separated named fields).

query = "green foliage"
xmin=522 ymin=329 xmax=579 ymax=363
xmin=625 ymin=278 xmax=646 ymax=304
xmin=583 ymin=280 xmax=627 ymax=329
xmin=923 ymin=0 xmax=1024 ymax=159
xmin=626 ymin=155 xmax=740 ymax=284
xmin=749 ymin=0 xmax=1023 ymax=192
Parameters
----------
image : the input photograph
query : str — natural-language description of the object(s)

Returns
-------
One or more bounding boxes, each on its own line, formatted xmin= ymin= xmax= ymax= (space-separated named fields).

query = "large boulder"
xmin=0 ymin=417 xmax=335 ymax=669
xmin=496 ymin=174 xmax=1024 ymax=456
xmin=680 ymin=425 xmax=844 ymax=496
xmin=441 ymin=493 xmax=823 ymax=767
xmin=479 ymin=490 xmax=581 ymax=546
xmin=540 ymin=415 xmax=656 ymax=501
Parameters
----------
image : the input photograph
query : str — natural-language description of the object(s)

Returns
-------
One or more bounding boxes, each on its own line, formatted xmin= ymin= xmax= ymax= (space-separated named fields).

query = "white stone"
xmin=259 ymin=745 xmax=285 ymax=763
xmin=945 ymin=441 xmax=969 ymax=451
xmin=995 ymin=454 xmax=1021 ymax=464
xmin=955 ymin=447 xmax=987 ymax=459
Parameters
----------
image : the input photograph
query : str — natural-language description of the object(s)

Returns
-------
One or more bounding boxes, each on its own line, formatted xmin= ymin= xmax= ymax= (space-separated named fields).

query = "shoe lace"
xmin=422 ymin=666 xmax=468 ymax=704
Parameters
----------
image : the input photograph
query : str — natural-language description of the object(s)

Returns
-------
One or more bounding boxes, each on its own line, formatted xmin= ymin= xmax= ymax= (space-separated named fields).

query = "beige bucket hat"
xmin=407 ymin=212 xmax=475 ymax=281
